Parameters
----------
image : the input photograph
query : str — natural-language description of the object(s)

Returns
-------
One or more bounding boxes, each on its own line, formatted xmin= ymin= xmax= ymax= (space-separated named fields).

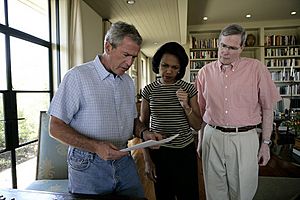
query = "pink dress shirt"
xmin=196 ymin=57 xmax=281 ymax=127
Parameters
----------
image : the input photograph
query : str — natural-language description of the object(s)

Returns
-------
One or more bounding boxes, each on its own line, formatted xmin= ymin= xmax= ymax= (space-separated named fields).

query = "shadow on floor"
xmin=254 ymin=176 xmax=300 ymax=200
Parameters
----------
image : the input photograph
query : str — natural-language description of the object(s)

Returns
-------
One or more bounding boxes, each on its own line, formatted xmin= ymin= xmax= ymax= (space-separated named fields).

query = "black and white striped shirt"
xmin=142 ymin=79 xmax=197 ymax=148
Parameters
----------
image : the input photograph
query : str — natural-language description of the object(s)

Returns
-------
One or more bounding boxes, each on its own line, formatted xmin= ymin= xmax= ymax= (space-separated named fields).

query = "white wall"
xmin=81 ymin=1 xmax=103 ymax=62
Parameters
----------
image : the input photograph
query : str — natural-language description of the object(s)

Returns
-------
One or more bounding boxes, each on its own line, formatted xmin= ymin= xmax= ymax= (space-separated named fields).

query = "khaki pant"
xmin=202 ymin=125 xmax=259 ymax=200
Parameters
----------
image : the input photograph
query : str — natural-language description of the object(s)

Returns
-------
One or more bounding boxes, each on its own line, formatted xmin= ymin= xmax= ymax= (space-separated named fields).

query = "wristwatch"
xmin=262 ymin=139 xmax=272 ymax=146
xmin=140 ymin=128 xmax=147 ymax=142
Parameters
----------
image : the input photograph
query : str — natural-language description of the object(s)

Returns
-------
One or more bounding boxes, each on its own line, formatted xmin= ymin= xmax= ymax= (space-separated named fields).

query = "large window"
xmin=0 ymin=94 xmax=4 ymax=151
xmin=7 ymin=0 xmax=49 ymax=40
xmin=0 ymin=33 xmax=6 ymax=90
xmin=0 ymin=1 xmax=4 ymax=24
xmin=0 ymin=0 xmax=57 ymax=189
xmin=10 ymin=37 xmax=50 ymax=91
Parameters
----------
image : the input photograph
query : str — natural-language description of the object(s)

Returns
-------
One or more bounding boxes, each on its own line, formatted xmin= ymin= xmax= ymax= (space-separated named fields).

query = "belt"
xmin=209 ymin=124 xmax=259 ymax=132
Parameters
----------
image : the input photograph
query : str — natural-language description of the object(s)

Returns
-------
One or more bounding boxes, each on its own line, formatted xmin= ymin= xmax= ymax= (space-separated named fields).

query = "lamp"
xmin=126 ymin=0 xmax=135 ymax=5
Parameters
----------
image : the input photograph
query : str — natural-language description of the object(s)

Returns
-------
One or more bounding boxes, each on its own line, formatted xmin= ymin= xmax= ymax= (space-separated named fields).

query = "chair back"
xmin=36 ymin=111 xmax=68 ymax=180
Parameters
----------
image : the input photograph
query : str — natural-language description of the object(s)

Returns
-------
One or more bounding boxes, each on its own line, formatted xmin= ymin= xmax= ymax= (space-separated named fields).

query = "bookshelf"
xmin=188 ymin=24 xmax=300 ymax=111
xmin=189 ymin=28 xmax=261 ymax=83
xmin=189 ymin=49 xmax=218 ymax=82
xmin=189 ymin=31 xmax=219 ymax=82
xmin=264 ymin=27 xmax=300 ymax=102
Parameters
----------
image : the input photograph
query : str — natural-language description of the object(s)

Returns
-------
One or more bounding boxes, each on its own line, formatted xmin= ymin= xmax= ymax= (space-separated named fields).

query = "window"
xmin=10 ymin=37 xmax=49 ymax=90
xmin=7 ymin=0 xmax=49 ymax=40
xmin=0 ymin=0 xmax=58 ymax=189
xmin=0 ymin=1 xmax=5 ymax=24
xmin=0 ymin=33 xmax=7 ymax=90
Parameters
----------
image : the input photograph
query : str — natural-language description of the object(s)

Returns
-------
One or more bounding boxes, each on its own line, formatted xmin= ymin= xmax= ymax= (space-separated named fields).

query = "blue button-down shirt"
xmin=48 ymin=56 xmax=137 ymax=149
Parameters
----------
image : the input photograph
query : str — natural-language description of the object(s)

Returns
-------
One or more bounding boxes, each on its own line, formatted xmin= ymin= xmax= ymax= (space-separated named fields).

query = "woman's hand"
xmin=176 ymin=88 xmax=190 ymax=109
xmin=143 ymin=130 xmax=164 ymax=149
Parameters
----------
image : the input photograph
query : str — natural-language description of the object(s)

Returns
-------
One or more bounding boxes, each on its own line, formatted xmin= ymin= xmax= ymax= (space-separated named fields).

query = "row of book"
xmin=191 ymin=34 xmax=298 ymax=49
xmin=271 ymin=70 xmax=300 ymax=81
xmin=277 ymin=84 xmax=300 ymax=95
xmin=190 ymin=60 xmax=211 ymax=69
xmin=265 ymin=58 xmax=299 ymax=67
xmin=190 ymin=72 xmax=198 ymax=82
xmin=264 ymin=35 xmax=297 ymax=46
xmin=190 ymin=50 xmax=218 ymax=59
xmin=265 ymin=47 xmax=300 ymax=57
xmin=190 ymin=37 xmax=219 ymax=49
xmin=293 ymin=137 xmax=300 ymax=160
xmin=294 ymin=137 xmax=300 ymax=150
xmin=275 ymin=99 xmax=300 ymax=113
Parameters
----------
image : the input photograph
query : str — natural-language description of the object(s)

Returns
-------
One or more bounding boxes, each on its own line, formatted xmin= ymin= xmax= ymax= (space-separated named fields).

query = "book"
xmin=292 ymin=147 xmax=300 ymax=157
xmin=294 ymin=137 xmax=300 ymax=149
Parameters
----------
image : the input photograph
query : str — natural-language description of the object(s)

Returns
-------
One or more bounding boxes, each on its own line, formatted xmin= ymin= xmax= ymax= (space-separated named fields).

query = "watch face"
xmin=263 ymin=140 xmax=271 ymax=145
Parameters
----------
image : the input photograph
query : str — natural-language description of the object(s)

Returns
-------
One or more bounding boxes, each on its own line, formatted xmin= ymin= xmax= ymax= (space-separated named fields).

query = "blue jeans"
xmin=67 ymin=147 xmax=144 ymax=198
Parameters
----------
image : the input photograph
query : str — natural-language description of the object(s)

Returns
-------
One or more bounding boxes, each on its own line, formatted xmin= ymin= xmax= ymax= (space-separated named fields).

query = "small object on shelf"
xmin=292 ymin=147 xmax=300 ymax=162
xmin=294 ymin=137 xmax=300 ymax=149
xmin=246 ymin=34 xmax=256 ymax=47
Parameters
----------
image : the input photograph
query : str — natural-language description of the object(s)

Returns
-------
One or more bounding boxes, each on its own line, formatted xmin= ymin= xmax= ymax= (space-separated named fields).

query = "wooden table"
xmin=0 ymin=188 xmax=147 ymax=200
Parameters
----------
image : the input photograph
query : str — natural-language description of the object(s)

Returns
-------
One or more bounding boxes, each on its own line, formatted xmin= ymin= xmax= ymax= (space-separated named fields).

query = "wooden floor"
xmin=259 ymin=145 xmax=300 ymax=177
xmin=197 ymin=144 xmax=300 ymax=199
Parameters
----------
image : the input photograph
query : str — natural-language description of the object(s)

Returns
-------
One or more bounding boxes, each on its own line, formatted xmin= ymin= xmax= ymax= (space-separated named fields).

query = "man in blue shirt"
xmin=48 ymin=21 xmax=162 ymax=198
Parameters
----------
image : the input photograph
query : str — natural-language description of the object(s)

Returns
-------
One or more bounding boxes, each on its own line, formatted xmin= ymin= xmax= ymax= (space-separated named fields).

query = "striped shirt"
xmin=48 ymin=56 xmax=137 ymax=149
xmin=142 ymin=79 xmax=197 ymax=148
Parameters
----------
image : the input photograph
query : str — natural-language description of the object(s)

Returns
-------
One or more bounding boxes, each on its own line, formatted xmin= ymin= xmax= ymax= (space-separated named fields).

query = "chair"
xmin=26 ymin=111 xmax=68 ymax=192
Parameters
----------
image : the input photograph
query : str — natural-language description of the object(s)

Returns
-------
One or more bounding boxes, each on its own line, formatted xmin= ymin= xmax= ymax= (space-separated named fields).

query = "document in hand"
xmin=120 ymin=134 xmax=179 ymax=152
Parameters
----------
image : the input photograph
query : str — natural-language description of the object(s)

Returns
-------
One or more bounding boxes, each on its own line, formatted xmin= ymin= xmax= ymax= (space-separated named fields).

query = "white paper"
xmin=120 ymin=134 xmax=179 ymax=152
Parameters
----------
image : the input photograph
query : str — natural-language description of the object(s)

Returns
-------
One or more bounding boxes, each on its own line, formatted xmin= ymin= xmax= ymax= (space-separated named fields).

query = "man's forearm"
xmin=49 ymin=116 xmax=98 ymax=153
xmin=261 ymin=109 xmax=274 ymax=141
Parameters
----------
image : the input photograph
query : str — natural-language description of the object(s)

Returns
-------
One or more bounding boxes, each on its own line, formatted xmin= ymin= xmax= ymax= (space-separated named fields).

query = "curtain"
xmin=69 ymin=0 xmax=83 ymax=68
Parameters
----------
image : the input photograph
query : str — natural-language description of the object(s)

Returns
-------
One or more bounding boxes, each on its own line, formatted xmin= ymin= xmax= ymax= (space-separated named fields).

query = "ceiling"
xmin=83 ymin=0 xmax=300 ymax=58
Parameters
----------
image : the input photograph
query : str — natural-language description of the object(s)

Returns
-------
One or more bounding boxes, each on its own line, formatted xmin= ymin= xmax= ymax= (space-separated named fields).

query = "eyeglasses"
xmin=219 ymin=43 xmax=240 ymax=51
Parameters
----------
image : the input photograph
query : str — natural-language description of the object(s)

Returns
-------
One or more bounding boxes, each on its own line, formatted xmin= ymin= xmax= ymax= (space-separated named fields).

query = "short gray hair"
xmin=219 ymin=24 xmax=247 ymax=47
xmin=104 ymin=21 xmax=143 ymax=48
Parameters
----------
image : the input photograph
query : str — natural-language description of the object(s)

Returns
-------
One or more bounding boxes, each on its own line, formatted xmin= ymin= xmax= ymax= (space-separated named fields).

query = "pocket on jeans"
xmin=68 ymin=148 xmax=93 ymax=171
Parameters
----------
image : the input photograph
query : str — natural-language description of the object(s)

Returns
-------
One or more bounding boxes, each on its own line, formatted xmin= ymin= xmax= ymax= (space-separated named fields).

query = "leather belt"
xmin=209 ymin=124 xmax=258 ymax=132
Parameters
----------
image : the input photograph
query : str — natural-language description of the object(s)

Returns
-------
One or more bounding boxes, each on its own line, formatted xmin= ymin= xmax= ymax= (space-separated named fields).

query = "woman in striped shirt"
xmin=139 ymin=42 xmax=202 ymax=200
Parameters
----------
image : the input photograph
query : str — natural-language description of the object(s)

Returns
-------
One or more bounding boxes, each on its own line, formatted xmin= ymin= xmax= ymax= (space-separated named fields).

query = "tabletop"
xmin=0 ymin=188 xmax=147 ymax=200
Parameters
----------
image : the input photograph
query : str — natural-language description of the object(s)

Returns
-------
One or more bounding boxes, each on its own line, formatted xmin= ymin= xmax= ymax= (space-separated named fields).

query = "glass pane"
xmin=16 ymin=143 xmax=37 ymax=189
xmin=0 ymin=0 xmax=4 ymax=24
xmin=0 ymin=151 xmax=12 ymax=189
xmin=17 ymin=93 xmax=50 ymax=144
xmin=0 ymin=93 xmax=4 ymax=151
xmin=7 ymin=0 xmax=49 ymax=40
xmin=0 ymin=33 xmax=7 ymax=90
xmin=10 ymin=37 xmax=49 ymax=91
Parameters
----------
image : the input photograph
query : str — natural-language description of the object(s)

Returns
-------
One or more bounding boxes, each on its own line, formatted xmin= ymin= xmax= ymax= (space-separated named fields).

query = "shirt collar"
xmin=158 ymin=79 xmax=180 ymax=86
xmin=218 ymin=58 xmax=241 ymax=72
xmin=94 ymin=55 xmax=123 ymax=80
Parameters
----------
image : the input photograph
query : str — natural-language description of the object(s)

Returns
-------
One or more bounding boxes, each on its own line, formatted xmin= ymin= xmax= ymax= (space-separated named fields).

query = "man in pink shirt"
xmin=195 ymin=24 xmax=281 ymax=200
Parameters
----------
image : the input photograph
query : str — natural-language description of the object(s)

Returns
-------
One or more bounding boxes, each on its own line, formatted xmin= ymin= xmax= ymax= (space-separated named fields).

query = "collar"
xmin=218 ymin=58 xmax=241 ymax=72
xmin=158 ymin=79 xmax=180 ymax=86
xmin=94 ymin=55 xmax=123 ymax=80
